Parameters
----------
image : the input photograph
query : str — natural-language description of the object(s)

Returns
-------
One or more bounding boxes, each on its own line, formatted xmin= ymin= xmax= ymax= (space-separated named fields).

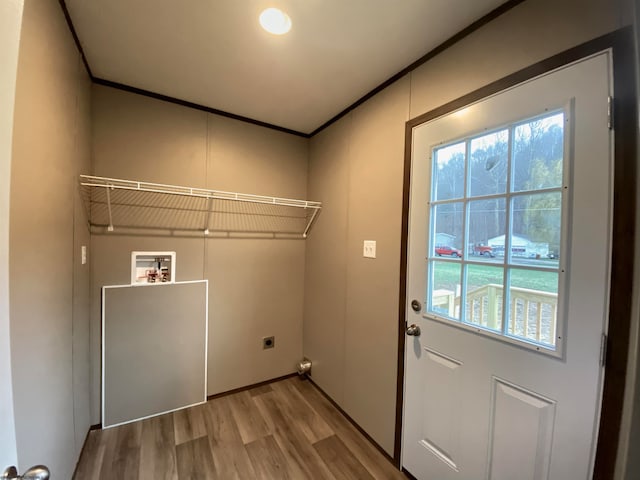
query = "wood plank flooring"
xmin=74 ymin=376 xmax=408 ymax=479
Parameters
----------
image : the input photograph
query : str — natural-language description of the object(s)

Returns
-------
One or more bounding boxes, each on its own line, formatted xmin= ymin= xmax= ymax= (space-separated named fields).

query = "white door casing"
xmin=402 ymin=52 xmax=613 ymax=480
xmin=0 ymin=0 xmax=24 ymax=471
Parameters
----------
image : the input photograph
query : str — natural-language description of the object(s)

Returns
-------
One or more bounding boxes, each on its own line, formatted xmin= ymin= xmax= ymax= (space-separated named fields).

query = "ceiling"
xmin=66 ymin=0 xmax=508 ymax=135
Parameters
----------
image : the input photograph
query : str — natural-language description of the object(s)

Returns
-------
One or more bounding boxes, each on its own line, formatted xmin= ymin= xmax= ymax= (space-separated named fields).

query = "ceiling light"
xmin=259 ymin=8 xmax=292 ymax=35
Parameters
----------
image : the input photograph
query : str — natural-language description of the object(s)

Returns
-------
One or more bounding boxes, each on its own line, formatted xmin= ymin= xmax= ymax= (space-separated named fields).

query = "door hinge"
xmin=600 ymin=333 xmax=608 ymax=367
xmin=607 ymin=96 xmax=614 ymax=130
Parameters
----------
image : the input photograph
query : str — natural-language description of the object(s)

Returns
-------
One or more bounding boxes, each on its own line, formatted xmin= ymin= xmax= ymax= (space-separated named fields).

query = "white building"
xmin=487 ymin=234 xmax=549 ymax=257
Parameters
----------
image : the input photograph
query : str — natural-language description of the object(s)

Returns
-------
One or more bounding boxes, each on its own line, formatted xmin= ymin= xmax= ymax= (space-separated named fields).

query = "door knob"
xmin=406 ymin=324 xmax=421 ymax=336
xmin=2 ymin=465 xmax=49 ymax=480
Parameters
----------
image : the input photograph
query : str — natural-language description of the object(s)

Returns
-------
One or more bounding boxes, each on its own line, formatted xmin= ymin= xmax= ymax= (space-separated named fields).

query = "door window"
xmin=427 ymin=111 xmax=566 ymax=353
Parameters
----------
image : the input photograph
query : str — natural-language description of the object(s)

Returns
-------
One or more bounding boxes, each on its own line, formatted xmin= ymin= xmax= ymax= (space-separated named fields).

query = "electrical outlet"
xmin=81 ymin=245 xmax=87 ymax=265
xmin=263 ymin=336 xmax=275 ymax=349
xmin=363 ymin=240 xmax=376 ymax=258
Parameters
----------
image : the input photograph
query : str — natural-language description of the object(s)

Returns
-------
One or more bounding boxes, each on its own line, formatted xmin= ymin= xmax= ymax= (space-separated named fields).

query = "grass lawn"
xmin=432 ymin=260 xmax=558 ymax=293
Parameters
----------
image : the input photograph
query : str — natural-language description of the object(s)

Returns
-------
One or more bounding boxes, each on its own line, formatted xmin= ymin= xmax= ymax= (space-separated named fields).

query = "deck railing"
xmin=434 ymin=284 xmax=557 ymax=345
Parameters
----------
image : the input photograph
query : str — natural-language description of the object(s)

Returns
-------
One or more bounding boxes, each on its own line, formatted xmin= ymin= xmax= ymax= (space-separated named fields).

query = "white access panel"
xmin=102 ymin=280 xmax=208 ymax=428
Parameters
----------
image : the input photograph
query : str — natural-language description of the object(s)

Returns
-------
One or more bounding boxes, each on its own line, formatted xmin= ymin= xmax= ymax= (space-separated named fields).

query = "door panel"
xmin=420 ymin=348 xmax=463 ymax=472
xmin=488 ymin=378 xmax=556 ymax=480
xmin=403 ymin=52 xmax=612 ymax=480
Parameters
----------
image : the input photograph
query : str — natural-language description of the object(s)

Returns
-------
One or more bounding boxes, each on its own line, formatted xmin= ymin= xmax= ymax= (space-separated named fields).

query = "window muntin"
xmin=427 ymin=111 xmax=565 ymax=352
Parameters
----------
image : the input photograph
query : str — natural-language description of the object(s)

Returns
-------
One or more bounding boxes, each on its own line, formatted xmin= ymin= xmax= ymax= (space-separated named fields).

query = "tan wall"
xmin=304 ymin=116 xmax=351 ymax=406
xmin=304 ymin=0 xmax=632 ymax=456
xmin=71 ymin=55 xmax=92 ymax=459
xmin=9 ymin=0 xmax=92 ymax=477
xmin=90 ymin=85 xmax=308 ymax=424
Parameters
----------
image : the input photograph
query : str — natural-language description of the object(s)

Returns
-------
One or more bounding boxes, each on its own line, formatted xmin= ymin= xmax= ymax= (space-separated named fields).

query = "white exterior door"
xmin=402 ymin=52 xmax=613 ymax=480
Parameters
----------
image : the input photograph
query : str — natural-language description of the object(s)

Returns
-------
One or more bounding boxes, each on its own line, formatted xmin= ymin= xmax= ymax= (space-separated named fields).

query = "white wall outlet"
xmin=363 ymin=240 xmax=376 ymax=258
xmin=81 ymin=245 xmax=87 ymax=265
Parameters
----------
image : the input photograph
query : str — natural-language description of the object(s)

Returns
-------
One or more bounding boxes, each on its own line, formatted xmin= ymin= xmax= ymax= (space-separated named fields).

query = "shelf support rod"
xmin=303 ymin=207 xmax=320 ymax=238
xmin=106 ymin=185 xmax=114 ymax=232
xmin=204 ymin=197 xmax=214 ymax=235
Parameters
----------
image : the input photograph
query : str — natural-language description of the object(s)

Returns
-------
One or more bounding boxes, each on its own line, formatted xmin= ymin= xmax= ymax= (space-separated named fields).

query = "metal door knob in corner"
xmin=406 ymin=324 xmax=421 ymax=336
xmin=2 ymin=465 xmax=50 ymax=480
xmin=0 ymin=467 xmax=16 ymax=480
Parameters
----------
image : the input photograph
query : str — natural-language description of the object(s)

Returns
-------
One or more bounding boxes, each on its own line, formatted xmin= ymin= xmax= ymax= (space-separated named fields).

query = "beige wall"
xmin=0 ymin=0 xmax=23 ymax=469
xmin=305 ymin=0 xmax=632 ymax=457
xmin=304 ymin=116 xmax=351 ymax=406
xmin=90 ymin=85 xmax=308 ymax=424
xmin=71 ymin=51 xmax=92 ymax=460
xmin=9 ymin=0 xmax=91 ymax=478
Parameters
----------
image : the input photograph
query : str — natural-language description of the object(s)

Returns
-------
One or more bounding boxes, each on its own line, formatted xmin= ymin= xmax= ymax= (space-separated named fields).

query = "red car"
xmin=473 ymin=244 xmax=495 ymax=257
xmin=435 ymin=245 xmax=462 ymax=257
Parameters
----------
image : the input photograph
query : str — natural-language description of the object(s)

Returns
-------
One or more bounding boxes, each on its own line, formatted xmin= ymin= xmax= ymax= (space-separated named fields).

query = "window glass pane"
xmin=507 ymin=269 xmax=559 ymax=347
xmin=433 ymin=142 xmax=465 ymax=201
xmin=468 ymin=198 xmax=506 ymax=263
xmin=432 ymin=203 xmax=463 ymax=258
xmin=512 ymin=113 xmax=564 ymax=192
xmin=426 ymin=110 xmax=567 ymax=355
xmin=510 ymin=193 xmax=561 ymax=266
xmin=429 ymin=261 xmax=461 ymax=320
xmin=464 ymin=264 xmax=503 ymax=331
xmin=469 ymin=129 xmax=508 ymax=197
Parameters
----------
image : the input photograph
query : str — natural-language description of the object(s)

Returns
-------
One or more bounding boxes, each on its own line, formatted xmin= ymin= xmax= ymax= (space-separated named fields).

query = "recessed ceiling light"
xmin=259 ymin=8 xmax=292 ymax=35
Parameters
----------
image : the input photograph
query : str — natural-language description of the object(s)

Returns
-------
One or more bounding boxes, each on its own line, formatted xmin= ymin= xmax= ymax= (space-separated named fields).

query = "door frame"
xmin=395 ymin=26 xmax=637 ymax=480
xmin=0 ymin=0 xmax=24 ymax=470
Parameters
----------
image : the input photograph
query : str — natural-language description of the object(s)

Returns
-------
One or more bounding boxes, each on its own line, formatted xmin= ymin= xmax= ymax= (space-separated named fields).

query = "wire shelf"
xmin=80 ymin=175 xmax=322 ymax=238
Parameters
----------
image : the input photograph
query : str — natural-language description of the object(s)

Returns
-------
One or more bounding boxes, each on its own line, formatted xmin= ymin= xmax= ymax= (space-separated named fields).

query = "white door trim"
xmin=0 ymin=0 xmax=24 ymax=470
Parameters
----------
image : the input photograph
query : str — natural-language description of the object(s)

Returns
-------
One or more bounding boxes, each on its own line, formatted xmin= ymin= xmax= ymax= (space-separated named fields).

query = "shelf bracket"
xmin=204 ymin=197 xmax=214 ymax=235
xmin=303 ymin=207 xmax=320 ymax=238
xmin=105 ymin=184 xmax=114 ymax=232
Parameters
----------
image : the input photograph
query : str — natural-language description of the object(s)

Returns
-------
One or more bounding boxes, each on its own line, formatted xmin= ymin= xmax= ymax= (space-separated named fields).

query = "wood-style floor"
xmin=74 ymin=376 xmax=408 ymax=479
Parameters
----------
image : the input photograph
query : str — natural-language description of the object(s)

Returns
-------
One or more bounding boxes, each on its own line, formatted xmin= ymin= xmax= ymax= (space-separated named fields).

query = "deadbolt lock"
xmin=411 ymin=299 xmax=422 ymax=312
